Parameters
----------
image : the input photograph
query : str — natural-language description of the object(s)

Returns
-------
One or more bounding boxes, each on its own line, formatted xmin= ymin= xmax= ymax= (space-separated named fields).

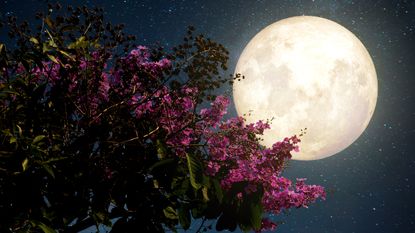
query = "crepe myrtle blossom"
xmin=203 ymin=113 xmax=325 ymax=216
xmin=14 ymin=45 xmax=324 ymax=232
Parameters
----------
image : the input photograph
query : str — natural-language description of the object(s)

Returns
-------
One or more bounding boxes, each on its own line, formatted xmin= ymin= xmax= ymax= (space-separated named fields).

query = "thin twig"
xmin=90 ymin=100 xmax=125 ymax=123
xmin=106 ymin=126 xmax=160 ymax=145
xmin=83 ymin=23 xmax=92 ymax=35
xmin=184 ymin=48 xmax=212 ymax=64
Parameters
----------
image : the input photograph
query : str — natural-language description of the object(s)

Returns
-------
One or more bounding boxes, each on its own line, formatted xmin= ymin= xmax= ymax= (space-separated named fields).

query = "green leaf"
xmin=156 ymin=139 xmax=167 ymax=159
xmin=42 ymin=164 xmax=55 ymax=178
xmin=2 ymin=129 xmax=12 ymax=136
xmin=9 ymin=136 xmax=17 ymax=144
xmin=178 ymin=207 xmax=191 ymax=230
xmin=95 ymin=212 xmax=105 ymax=221
xmin=33 ymin=135 xmax=46 ymax=144
xmin=149 ymin=158 xmax=175 ymax=171
xmin=0 ymin=43 xmax=4 ymax=52
xmin=202 ymin=186 xmax=209 ymax=202
xmin=212 ymin=179 xmax=223 ymax=203
xmin=172 ymin=178 xmax=190 ymax=196
xmin=78 ymin=36 xmax=86 ymax=42
xmin=93 ymin=211 xmax=111 ymax=226
xmin=153 ymin=179 xmax=159 ymax=188
xmin=237 ymin=196 xmax=263 ymax=231
xmin=16 ymin=125 xmax=23 ymax=137
xmin=57 ymin=49 xmax=75 ymax=61
xmin=248 ymin=203 xmax=262 ymax=230
xmin=30 ymin=220 xmax=57 ymax=233
xmin=163 ymin=206 xmax=178 ymax=220
xmin=42 ymin=43 xmax=50 ymax=53
xmin=67 ymin=36 xmax=87 ymax=49
xmin=191 ymin=206 xmax=204 ymax=219
xmin=47 ymin=54 xmax=59 ymax=64
xmin=48 ymin=39 xmax=58 ymax=48
xmin=22 ymin=158 xmax=29 ymax=171
xmin=30 ymin=37 xmax=39 ymax=44
xmin=186 ymin=153 xmax=203 ymax=190
xmin=38 ymin=223 xmax=56 ymax=233
xmin=92 ymin=39 xmax=101 ymax=48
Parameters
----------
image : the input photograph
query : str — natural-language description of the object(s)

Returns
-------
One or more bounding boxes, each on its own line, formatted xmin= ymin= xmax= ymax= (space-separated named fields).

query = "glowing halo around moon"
xmin=233 ymin=16 xmax=378 ymax=160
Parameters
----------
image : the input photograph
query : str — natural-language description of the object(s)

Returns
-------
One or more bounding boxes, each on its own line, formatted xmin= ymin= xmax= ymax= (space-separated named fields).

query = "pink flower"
xmin=179 ymin=128 xmax=194 ymax=146
xmin=181 ymin=97 xmax=193 ymax=110
xmin=98 ymin=73 xmax=111 ymax=101
xmin=206 ymin=161 xmax=221 ymax=176
xmin=256 ymin=218 xmax=278 ymax=232
xmin=156 ymin=58 xmax=171 ymax=68
xmin=237 ymin=192 xmax=243 ymax=200
xmin=129 ymin=45 xmax=149 ymax=59
xmin=79 ymin=60 xmax=87 ymax=70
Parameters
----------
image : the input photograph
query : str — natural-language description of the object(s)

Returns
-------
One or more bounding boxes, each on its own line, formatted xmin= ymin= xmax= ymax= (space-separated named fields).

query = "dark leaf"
xmin=212 ymin=179 xmax=223 ymax=203
xmin=32 ymin=135 xmax=46 ymax=145
xmin=156 ymin=139 xmax=167 ymax=159
xmin=41 ymin=164 xmax=55 ymax=179
xmin=163 ymin=206 xmax=178 ymax=220
xmin=30 ymin=220 xmax=57 ymax=233
xmin=149 ymin=158 xmax=175 ymax=172
xmin=47 ymin=54 xmax=59 ymax=64
xmin=216 ymin=212 xmax=237 ymax=232
xmin=110 ymin=218 xmax=128 ymax=233
xmin=22 ymin=158 xmax=29 ymax=171
xmin=186 ymin=153 xmax=203 ymax=190
xmin=178 ymin=207 xmax=191 ymax=230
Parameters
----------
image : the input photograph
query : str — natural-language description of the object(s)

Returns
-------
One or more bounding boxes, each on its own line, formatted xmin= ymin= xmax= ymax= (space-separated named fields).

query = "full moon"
xmin=233 ymin=16 xmax=377 ymax=160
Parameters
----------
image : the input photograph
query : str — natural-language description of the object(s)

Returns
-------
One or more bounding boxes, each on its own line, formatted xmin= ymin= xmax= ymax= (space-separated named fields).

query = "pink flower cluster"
xmin=14 ymin=46 xmax=172 ymax=120
xmin=202 ymin=111 xmax=325 ymax=214
xmin=123 ymin=45 xmax=171 ymax=77
xmin=257 ymin=218 xmax=278 ymax=232
xmin=7 ymin=45 xmax=325 ymax=232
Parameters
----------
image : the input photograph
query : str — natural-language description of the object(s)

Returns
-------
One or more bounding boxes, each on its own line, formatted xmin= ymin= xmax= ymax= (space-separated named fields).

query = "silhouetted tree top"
xmin=0 ymin=3 xmax=324 ymax=233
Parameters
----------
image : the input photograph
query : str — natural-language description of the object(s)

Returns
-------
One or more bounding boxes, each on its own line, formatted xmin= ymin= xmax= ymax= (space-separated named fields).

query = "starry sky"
xmin=1 ymin=0 xmax=415 ymax=232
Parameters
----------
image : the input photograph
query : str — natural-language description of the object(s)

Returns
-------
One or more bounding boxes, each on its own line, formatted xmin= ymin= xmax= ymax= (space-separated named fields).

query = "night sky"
xmin=1 ymin=0 xmax=415 ymax=232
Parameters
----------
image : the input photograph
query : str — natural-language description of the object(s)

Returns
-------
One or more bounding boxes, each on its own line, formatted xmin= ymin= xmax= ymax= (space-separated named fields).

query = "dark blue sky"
xmin=1 ymin=0 xmax=414 ymax=232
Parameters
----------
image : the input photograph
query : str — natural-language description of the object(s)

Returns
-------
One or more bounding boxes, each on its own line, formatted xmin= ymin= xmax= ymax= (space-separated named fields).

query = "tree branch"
xmin=90 ymin=100 xmax=125 ymax=124
xmin=195 ymin=217 xmax=206 ymax=233
xmin=106 ymin=126 xmax=160 ymax=145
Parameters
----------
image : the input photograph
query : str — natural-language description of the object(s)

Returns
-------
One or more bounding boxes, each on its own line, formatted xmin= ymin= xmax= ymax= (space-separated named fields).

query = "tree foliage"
xmin=0 ymin=3 xmax=325 ymax=233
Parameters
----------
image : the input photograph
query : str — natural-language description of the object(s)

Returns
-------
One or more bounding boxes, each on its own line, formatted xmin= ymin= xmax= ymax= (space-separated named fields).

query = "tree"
xmin=0 ymin=3 xmax=325 ymax=233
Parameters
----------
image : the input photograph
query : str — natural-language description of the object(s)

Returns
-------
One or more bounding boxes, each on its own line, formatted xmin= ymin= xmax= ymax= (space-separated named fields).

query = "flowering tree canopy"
xmin=0 ymin=3 xmax=325 ymax=233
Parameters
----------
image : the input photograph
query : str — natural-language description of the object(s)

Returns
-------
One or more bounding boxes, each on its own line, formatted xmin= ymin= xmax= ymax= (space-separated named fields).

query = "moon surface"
xmin=233 ymin=16 xmax=377 ymax=160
